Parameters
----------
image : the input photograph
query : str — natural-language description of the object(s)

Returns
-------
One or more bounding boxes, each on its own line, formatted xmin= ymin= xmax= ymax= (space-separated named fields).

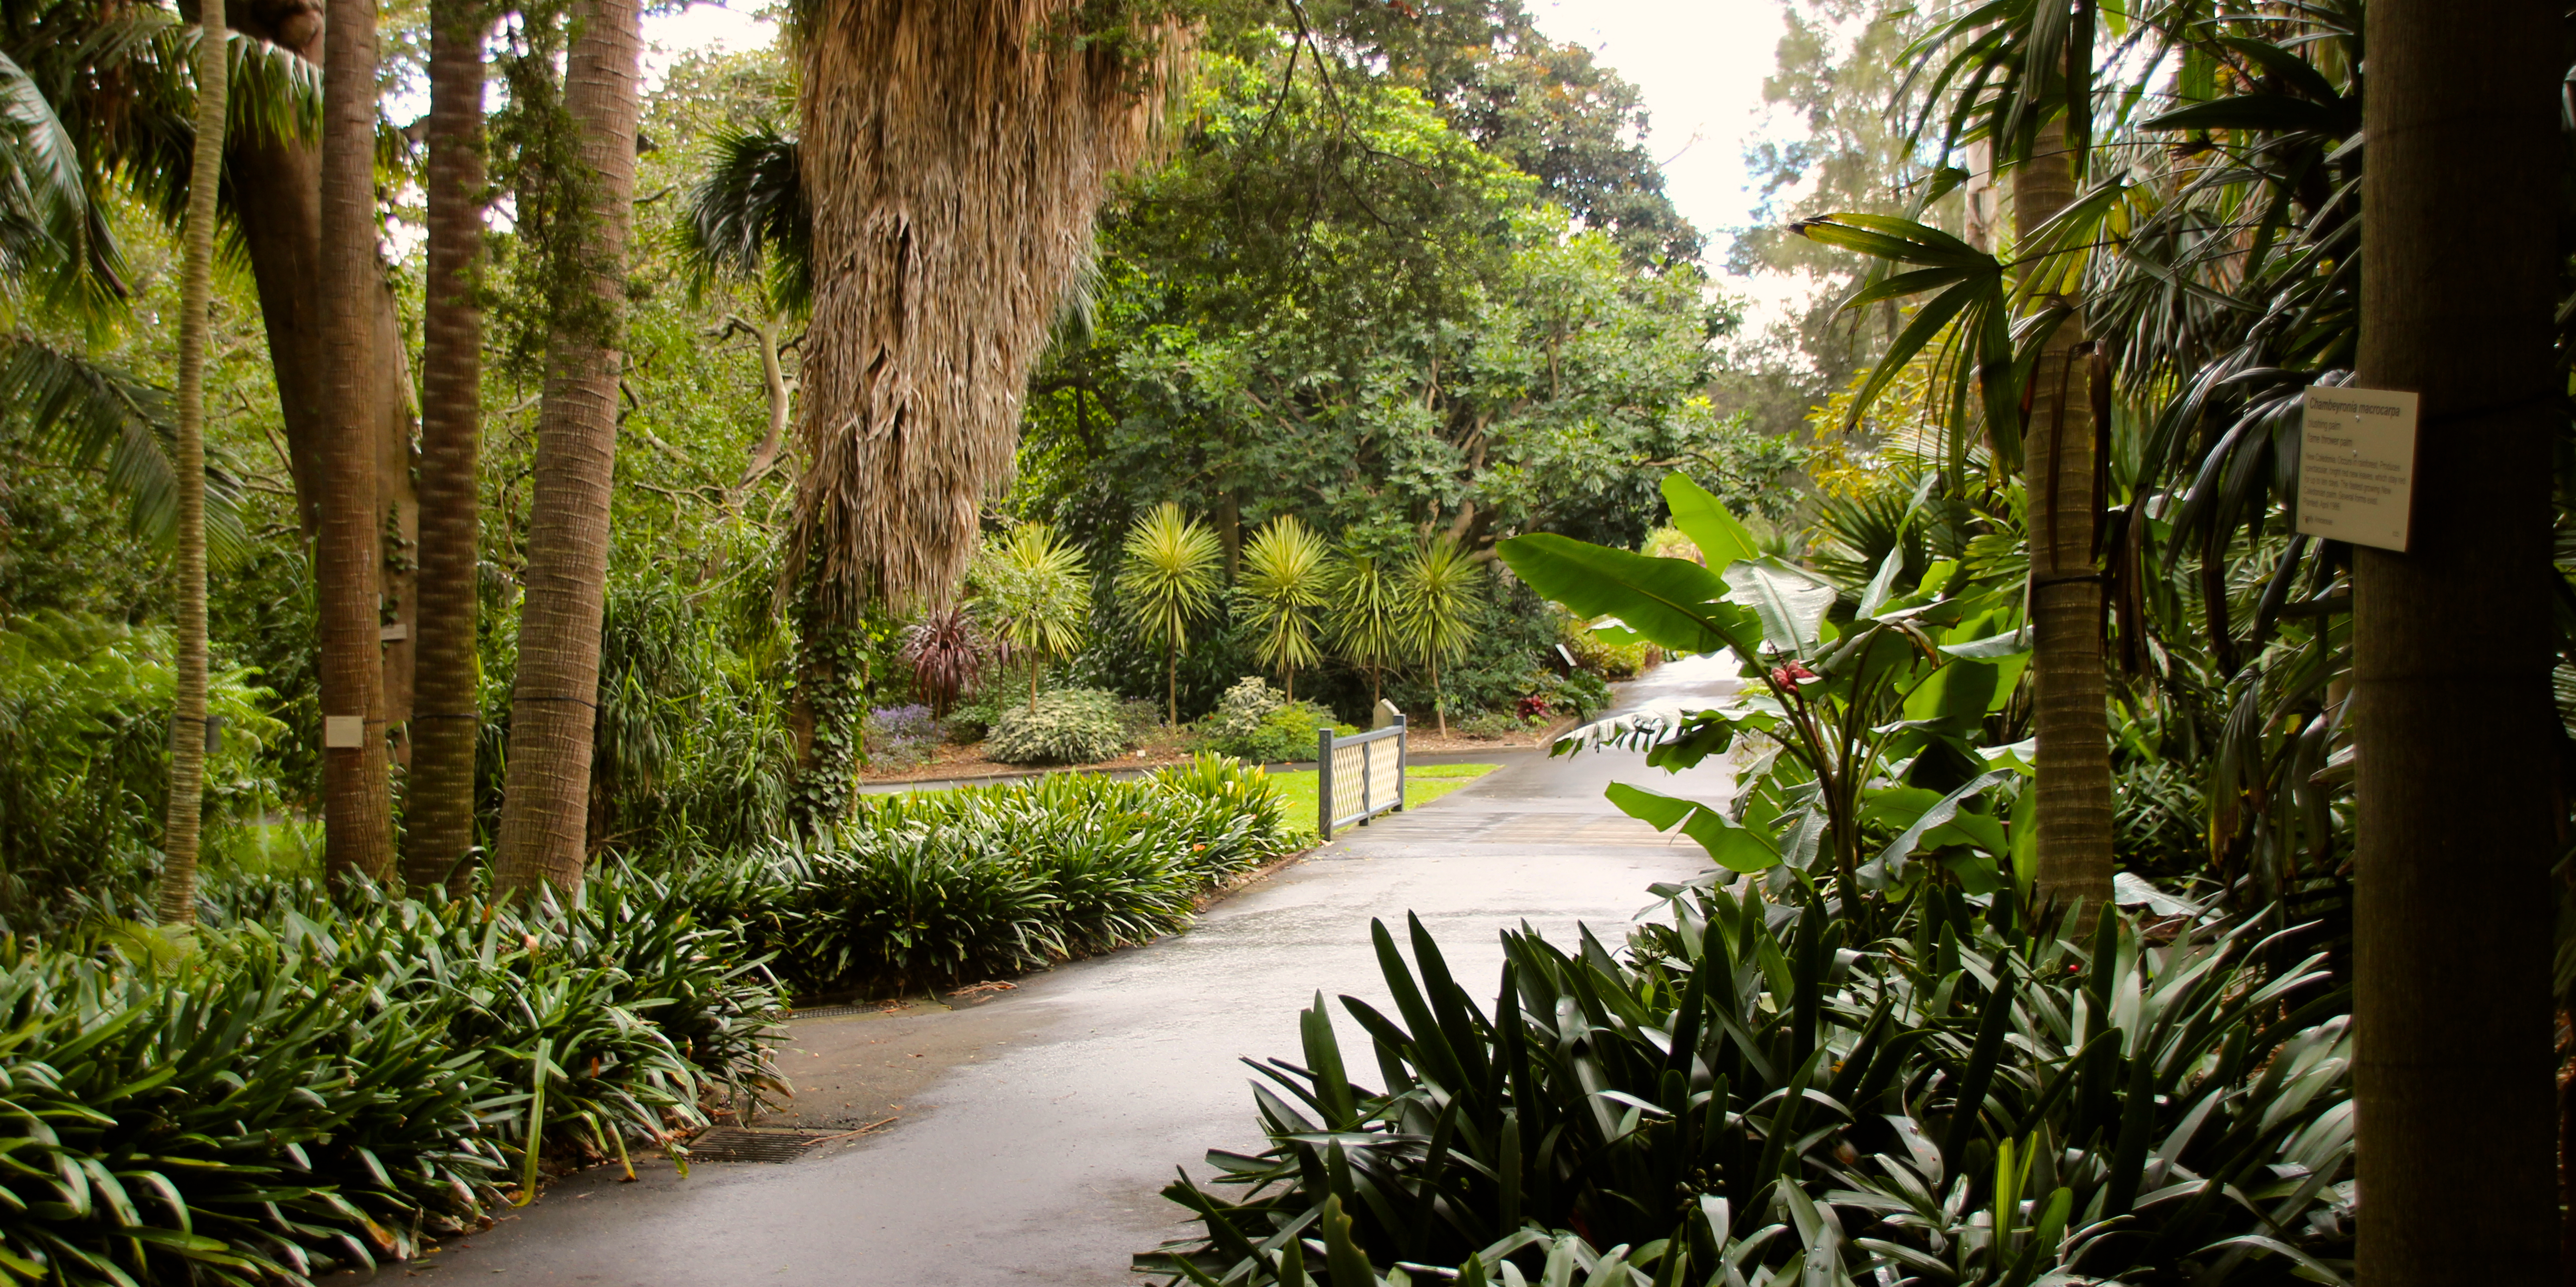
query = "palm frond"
xmin=677 ymin=122 xmax=810 ymax=316
xmin=0 ymin=334 xmax=246 ymax=563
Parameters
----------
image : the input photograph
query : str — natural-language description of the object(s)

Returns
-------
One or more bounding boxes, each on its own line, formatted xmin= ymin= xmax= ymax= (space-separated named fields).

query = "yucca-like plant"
xmin=1235 ymin=515 xmax=1330 ymax=701
xmin=1117 ymin=502 xmax=1225 ymax=726
xmin=1325 ymin=547 xmax=1405 ymax=711
xmin=969 ymin=523 xmax=1092 ymax=712
xmin=1396 ymin=534 xmax=1483 ymax=735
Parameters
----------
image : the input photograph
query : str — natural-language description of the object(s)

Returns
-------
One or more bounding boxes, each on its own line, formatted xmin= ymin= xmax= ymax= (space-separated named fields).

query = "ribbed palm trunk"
xmin=404 ymin=0 xmax=491 ymax=896
xmin=2014 ymin=115 xmax=2113 ymax=914
xmin=157 ymin=0 xmax=228 ymax=926
xmin=317 ymin=0 xmax=393 ymax=882
xmin=227 ymin=0 xmax=421 ymax=749
xmin=491 ymin=0 xmax=642 ymax=896
xmin=2350 ymin=1 xmax=2561 ymax=1281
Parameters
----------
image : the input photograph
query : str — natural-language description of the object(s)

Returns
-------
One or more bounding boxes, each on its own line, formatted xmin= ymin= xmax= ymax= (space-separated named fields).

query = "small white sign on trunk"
xmin=2296 ymin=387 xmax=2420 ymax=551
xmin=323 ymin=715 xmax=365 ymax=748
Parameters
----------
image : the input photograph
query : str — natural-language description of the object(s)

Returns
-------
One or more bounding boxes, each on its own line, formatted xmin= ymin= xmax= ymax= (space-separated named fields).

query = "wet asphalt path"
xmin=377 ymin=657 xmax=1740 ymax=1287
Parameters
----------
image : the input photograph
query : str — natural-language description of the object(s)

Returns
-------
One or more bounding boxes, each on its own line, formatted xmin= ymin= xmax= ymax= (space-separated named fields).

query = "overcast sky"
xmin=638 ymin=1 xmax=1798 ymax=270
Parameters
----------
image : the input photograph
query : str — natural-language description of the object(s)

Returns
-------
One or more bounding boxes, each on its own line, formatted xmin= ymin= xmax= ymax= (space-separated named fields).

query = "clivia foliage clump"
xmin=1140 ymin=883 xmax=2352 ymax=1287
xmin=0 ymin=870 xmax=789 ymax=1286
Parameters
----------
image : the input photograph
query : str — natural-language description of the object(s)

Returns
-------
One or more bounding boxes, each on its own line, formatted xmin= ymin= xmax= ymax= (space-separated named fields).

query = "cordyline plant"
xmin=1237 ymin=515 xmax=1330 ymax=701
xmin=899 ymin=607 xmax=988 ymax=719
xmin=1118 ymin=502 xmax=1225 ymax=725
xmin=970 ymin=523 xmax=1091 ymax=713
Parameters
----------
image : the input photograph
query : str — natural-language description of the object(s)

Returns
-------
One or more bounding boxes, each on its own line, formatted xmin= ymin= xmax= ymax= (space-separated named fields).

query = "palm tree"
xmin=1117 ymin=503 xmax=1222 ymax=726
xmin=786 ymin=0 xmax=1173 ymax=627
xmin=2012 ymin=113 xmax=2114 ymax=915
xmin=1326 ymin=547 xmax=1405 ymax=713
xmin=316 ymin=0 xmax=392 ymax=883
xmin=404 ymin=0 xmax=492 ymax=896
xmin=969 ymin=523 xmax=1091 ymax=712
xmin=492 ymin=0 xmax=644 ymax=896
xmin=154 ymin=0 xmax=226 ymax=927
xmin=1396 ymin=534 xmax=1482 ymax=737
xmin=1236 ymin=515 xmax=1330 ymax=701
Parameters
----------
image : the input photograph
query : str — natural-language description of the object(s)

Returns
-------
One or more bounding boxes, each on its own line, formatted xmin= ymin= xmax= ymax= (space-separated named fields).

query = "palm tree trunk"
xmin=157 ymin=0 xmax=227 ymax=926
xmin=226 ymin=1 xmax=421 ymax=737
xmin=317 ymin=0 xmax=393 ymax=882
xmin=492 ymin=0 xmax=642 ymax=896
xmin=2014 ymin=114 xmax=2113 ymax=915
xmin=1166 ymin=644 xmax=1178 ymax=727
xmin=2351 ymin=1 xmax=2561 ymax=1280
xmin=405 ymin=0 xmax=491 ymax=896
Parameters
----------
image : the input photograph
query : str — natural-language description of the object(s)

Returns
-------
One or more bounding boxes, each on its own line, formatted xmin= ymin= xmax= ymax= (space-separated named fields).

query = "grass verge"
xmin=1269 ymin=762 xmax=1500 ymax=845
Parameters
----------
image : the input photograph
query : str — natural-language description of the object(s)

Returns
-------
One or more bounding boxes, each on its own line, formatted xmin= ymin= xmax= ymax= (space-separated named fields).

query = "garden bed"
xmin=856 ymin=720 xmax=1570 ymax=786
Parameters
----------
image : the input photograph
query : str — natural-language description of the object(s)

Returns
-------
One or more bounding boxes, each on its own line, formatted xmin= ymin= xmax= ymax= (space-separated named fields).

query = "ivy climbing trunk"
xmin=405 ymin=0 xmax=491 ymax=895
xmin=492 ymin=0 xmax=642 ymax=896
xmin=157 ymin=0 xmax=227 ymax=926
xmin=2014 ymin=114 xmax=2113 ymax=915
xmin=317 ymin=0 xmax=393 ymax=882
xmin=2350 ymin=1 xmax=2561 ymax=1281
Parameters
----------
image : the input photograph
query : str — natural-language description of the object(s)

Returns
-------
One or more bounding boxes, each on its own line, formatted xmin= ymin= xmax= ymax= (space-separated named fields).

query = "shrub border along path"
xmin=396 ymin=659 xmax=1740 ymax=1287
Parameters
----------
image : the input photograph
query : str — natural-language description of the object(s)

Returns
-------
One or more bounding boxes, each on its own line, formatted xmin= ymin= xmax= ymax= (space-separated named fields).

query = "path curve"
xmin=369 ymin=657 xmax=1739 ymax=1286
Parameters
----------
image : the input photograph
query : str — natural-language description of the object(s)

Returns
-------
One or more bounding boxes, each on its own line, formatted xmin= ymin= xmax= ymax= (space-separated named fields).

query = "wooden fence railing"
xmin=1316 ymin=716 xmax=1406 ymax=837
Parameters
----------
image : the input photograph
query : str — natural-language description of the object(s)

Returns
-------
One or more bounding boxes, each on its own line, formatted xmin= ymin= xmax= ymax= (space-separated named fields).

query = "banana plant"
xmin=1503 ymin=474 xmax=2030 ymax=924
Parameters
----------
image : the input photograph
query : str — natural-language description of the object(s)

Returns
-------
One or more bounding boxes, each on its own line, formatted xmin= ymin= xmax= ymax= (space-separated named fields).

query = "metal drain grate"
xmin=684 ymin=1128 xmax=844 ymax=1163
xmin=788 ymin=1003 xmax=876 ymax=1020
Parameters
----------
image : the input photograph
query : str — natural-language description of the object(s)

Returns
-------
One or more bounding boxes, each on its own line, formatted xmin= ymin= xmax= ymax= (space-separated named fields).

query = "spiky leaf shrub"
xmin=1142 ymin=884 xmax=2352 ymax=1287
xmin=986 ymin=686 xmax=1132 ymax=765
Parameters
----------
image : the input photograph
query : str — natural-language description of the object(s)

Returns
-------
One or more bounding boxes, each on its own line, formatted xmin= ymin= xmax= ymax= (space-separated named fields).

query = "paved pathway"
xmin=371 ymin=658 xmax=1739 ymax=1286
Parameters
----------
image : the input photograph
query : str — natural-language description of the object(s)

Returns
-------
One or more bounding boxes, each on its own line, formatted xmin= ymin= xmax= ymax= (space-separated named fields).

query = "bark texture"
xmin=316 ymin=0 xmax=392 ymax=881
xmin=793 ymin=0 xmax=1168 ymax=616
xmin=157 ymin=0 xmax=227 ymax=926
xmin=2351 ymin=1 xmax=2562 ymax=1281
xmin=2014 ymin=115 xmax=2114 ymax=914
xmin=491 ymin=0 xmax=642 ymax=895
xmin=405 ymin=0 xmax=491 ymax=894
xmin=228 ymin=0 xmax=419 ymax=735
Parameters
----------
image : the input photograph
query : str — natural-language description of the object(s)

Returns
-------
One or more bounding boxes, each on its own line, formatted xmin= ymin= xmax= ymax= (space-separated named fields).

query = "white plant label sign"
xmin=323 ymin=715 xmax=364 ymax=748
xmin=2297 ymin=387 xmax=2420 ymax=551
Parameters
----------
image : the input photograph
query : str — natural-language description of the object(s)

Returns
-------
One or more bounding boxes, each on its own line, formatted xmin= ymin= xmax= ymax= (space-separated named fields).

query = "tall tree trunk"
xmin=405 ymin=0 xmax=490 ymax=895
xmin=158 ymin=0 xmax=228 ymax=926
xmin=230 ymin=0 xmax=419 ymax=796
xmin=2351 ymin=1 xmax=2561 ymax=1281
xmin=492 ymin=0 xmax=642 ymax=896
xmin=2014 ymin=114 xmax=2114 ymax=914
xmin=316 ymin=0 xmax=392 ymax=881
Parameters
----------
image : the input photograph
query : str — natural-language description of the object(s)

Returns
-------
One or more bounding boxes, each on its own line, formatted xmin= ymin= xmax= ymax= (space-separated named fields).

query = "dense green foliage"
xmin=1196 ymin=678 xmax=1346 ymax=764
xmin=678 ymin=758 xmax=1291 ymax=992
xmin=1143 ymin=886 xmax=2351 ymax=1286
xmin=985 ymin=687 xmax=1150 ymax=766
xmin=0 ymin=871 xmax=784 ymax=1286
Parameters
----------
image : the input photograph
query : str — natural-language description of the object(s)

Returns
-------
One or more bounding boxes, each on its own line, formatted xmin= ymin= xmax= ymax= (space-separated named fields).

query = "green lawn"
xmin=1268 ymin=761 xmax=1499 ymax=846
